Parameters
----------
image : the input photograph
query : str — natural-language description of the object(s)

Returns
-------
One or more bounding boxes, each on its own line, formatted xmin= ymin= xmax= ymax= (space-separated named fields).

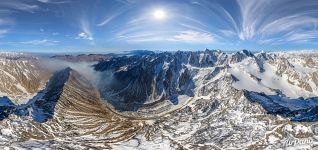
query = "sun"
xmin=153 ymin=9 xmax=166 ymax=20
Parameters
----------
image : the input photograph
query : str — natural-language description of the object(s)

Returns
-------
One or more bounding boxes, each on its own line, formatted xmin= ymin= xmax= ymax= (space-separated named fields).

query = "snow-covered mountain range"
xmin=0 ymin=50 xmax=317 ymax=149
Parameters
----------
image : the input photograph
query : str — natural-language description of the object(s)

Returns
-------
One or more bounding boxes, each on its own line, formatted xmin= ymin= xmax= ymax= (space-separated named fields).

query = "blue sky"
xmin=1 ymin=0 xmax=318 ymax=53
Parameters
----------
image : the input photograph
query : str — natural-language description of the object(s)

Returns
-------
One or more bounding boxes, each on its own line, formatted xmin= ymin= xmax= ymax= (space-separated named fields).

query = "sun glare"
xmin=153 ymin=9 xmax=166 ymax=20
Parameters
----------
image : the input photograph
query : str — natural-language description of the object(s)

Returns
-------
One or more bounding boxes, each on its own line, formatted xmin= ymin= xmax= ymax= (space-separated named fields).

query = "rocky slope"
xmin=0 ymin=53 xmax=49 ymax=104
xmin=0 ymin=50 xmax=318 ymax=149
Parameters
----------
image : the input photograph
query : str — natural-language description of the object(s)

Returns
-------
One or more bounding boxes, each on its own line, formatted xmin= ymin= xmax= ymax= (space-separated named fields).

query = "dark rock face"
xmin=230 ymin=50 xmax=272 ymax=73
xmin=94 ymin=50 xmax=226 ymax=111
xmin=31 ymin=67 xmax=71 ymax=122
xmin=244 ymin=90 xmax=318 ymax=122
xmin=230 ymin=50 xmax=254 ymax=63
xmin=0 ymin=97 xmax=15 ymax=120
xmin=0 ymin=68 xmax=71 ymax=123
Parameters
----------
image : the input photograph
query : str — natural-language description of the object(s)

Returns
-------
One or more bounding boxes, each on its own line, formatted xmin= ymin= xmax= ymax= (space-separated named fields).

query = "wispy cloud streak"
xmin=235 ymin=0 xmax=318 ymax=44
xmin=20 ymin=39 xmax=59 ymax=46
xmin=0 ymin=0 xmax=39 ymax=13
xmin=169 ymin=30 xmax=216 ymax=44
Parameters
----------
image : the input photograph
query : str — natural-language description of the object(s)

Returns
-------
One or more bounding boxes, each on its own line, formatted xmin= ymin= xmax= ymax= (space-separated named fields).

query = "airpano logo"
xmin=272 ymin=124 xmax=318 ymax=149
xmin=312 ymin=124 xmax=318 ymax=135
xmin=277 ymin=124 xmax=318 ymax=148
xmin=283 ymin=137 xmax=313 ymax=147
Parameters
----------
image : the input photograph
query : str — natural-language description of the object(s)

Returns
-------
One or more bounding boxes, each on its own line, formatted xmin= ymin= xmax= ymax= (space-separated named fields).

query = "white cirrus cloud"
xmin=115 ymin=0 xmax=139 ymax=4
xmin=52 ymin=32 xmax=59 ymax=36
xmin=97 ymin=7 xmax=127 ymax=27
xmin=236 ymin=0 xmax=318 ymax=43
xmin=0 ymin=1 xmax=39 ymax=13
xmin=76 ymin=18 xmax=94 ymax=41
xmin=20 ymin=39 xmax=59 ymax=46
xmin=76 ymin=32 xmax=93 ymax=41
xmin=37 ymin=0 xmax=50 ymax=3
xmin=0 ymin=18 xmax=13 ymax=26
xmin=283 ymin=30 xmax=318 ymax=43
xmin=37 ymin=0 xmax=70 ymax=4
xmin=190 ymin=0 xmax=318 ymax=45
xmin=169 ymin=30 xmax=216 ymax=44
xmin=0 ymin=29 xmax=9 ymax=37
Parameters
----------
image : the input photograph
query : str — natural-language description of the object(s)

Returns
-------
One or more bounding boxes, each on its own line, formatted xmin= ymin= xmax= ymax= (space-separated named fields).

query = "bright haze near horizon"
xmin=1 ymin=0 xmax=318 ymax=53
